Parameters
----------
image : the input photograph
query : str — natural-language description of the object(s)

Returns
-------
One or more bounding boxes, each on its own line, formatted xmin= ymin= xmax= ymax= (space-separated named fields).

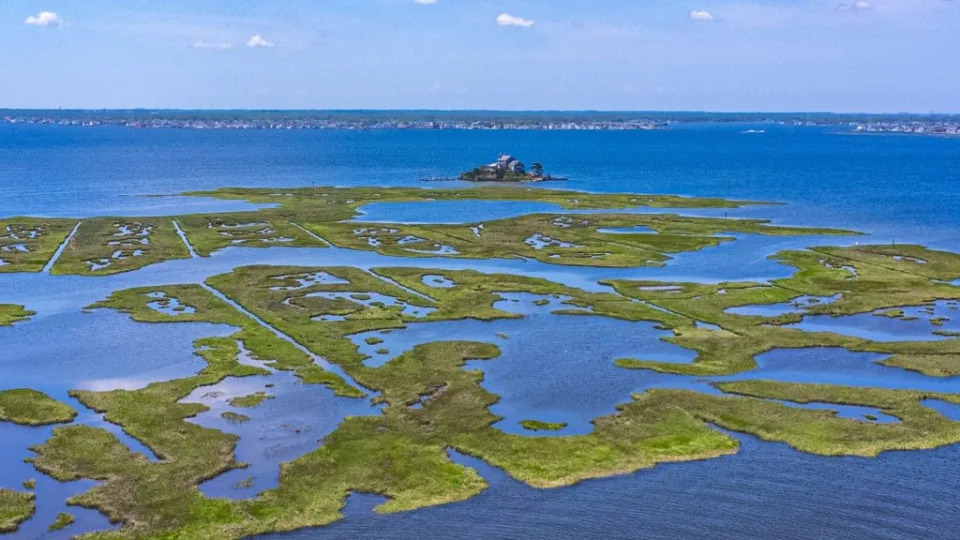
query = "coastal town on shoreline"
xmin=3 ymin=110 xmax=959 ymax=135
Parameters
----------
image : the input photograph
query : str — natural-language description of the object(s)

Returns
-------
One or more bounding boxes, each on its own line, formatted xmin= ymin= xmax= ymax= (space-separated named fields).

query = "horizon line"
xmin=2 ymin=108 xmax=959 ymax=117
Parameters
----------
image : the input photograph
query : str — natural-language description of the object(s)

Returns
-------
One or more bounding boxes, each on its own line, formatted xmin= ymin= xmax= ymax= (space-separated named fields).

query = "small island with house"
xmin=459 ymin=154 xmax=561 ymax=182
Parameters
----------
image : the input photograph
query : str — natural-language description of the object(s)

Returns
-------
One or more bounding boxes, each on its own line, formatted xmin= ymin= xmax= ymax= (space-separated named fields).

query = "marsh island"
xmin=2 ymin=185 xmax=960 ymax=538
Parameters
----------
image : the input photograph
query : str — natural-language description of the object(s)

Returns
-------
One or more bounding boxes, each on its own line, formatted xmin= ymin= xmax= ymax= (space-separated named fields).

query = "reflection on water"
xmin=0 ymin=309 xmax=235 ymax=389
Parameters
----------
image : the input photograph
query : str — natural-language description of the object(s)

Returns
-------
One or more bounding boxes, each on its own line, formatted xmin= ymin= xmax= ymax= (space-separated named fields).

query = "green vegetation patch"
xmin=708 ymin=380 xmax=960 ymax=456
xmin=185 ymin=185 xmax=759 ymax=212
xmin=304 ymin=212 xmax=854 ymax=269
xmin=0 ymin=218 xmax=77 ymax=273
xmin=53 ymin=218 xmax=190 ymax=276
xmin=90 ymin=284 xmax=360 ymax=397
xmin=175 ymin=214 xmax=326 ymax=256
xmin=373 ymin=267 xmax=682 ymax=326
xmin=221 ymin=411 xmax=251 ymax=423
xmin=0 ymin=489 xmax=35 ymax=533
xmin=49 ymin=511 xmax=75 ymax=532
xmin=206 ymin=265 xmax=439 ymax=376
xmin=229 ymin=392 xmax=274 ymax=408
xmin=6 ymin=187 xmax=855 ymax=273
xmin=607 ymin=245 xmax=960 ymax=377
xmin=878 ymin=354 xmax=960 ymax=378
xmin=0 ymin=389 xmax=76 ymax=425
xmin=28 ymin=337 xmax=270 ymax=536
xmin=519 ymin=420 xmax=567 ymax=431
xmin=0 ymin=304 xmax=34 ymax=326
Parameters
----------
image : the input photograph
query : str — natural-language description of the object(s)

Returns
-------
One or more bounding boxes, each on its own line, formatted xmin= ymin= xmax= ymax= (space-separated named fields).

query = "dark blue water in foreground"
xmin=2 ymin=123 xmax=960 ymax=539
xmin=263 ymin=436 xmax=960 ymax=540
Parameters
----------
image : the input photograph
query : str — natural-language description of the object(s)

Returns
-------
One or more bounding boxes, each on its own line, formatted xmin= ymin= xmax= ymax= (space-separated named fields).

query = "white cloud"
xmin=414 ymin=0 xmax=437 ymax=4
xmin=689 ymin=10 xmax=714 ymax=21
xmin=837 ymin=1 xmax=873 ymax=10
xmin=193 ymin=41 xmax=232 ymax=50
xmin=246 ymin=34 xmax=274 ymax=48
xmin=497 ymin=13 xmax=535 ymax=28
xmin=25 ymin=11 xmax=63 ymax=27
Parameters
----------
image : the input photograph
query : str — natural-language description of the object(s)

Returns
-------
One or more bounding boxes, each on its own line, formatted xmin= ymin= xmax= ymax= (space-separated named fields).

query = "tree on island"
xmin=530 ymin=162 xmax=544 ymax=177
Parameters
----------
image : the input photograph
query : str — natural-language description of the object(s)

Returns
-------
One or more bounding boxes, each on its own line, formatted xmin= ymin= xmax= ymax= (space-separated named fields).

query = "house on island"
xmin=460 ymin=153 xmax=545 ymax=182
xmin=492 ymin=154 xmax=525 ymax=175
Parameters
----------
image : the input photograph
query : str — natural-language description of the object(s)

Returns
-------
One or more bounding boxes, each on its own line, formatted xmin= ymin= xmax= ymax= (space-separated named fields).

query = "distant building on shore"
xmin=460 ymin=153 xmax=549 ymax=182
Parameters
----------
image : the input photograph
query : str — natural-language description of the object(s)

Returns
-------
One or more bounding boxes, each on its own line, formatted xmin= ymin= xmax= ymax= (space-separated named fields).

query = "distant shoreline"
xmin=2 ymin=110 xmax=958 ymax=135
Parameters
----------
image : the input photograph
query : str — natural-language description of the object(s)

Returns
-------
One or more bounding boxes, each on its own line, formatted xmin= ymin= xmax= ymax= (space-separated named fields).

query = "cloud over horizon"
xmin=689 ymin=10 xmax=714 ymax=21
xmin=246 ymin=34 xmax=274 ymax=48
xmin=193 ymin=41 xmax=232 ymax=50
xmin=497 ymin=13 xmax=534 ymax=27
xmin=25 ymin=11 xmax=63 ymax=27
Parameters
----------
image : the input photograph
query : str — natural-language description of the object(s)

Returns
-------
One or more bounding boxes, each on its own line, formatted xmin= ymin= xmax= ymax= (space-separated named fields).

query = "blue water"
xmin=350 ymin=293 xmax=701 ymax=434
xmin=2 ymin=123 xmax=960 ymax=245
xmin=184 ymin=345 xmax=379 ymax=499
xmin=261 ymin=435 xmax=960 ymax=540
xmin=2 ymin=123 xmax=960 ymax=539
xmin=726 ymin=294 xmax=842 ymax=317
xmin=785 ymin=301 xmax=960 ymax=342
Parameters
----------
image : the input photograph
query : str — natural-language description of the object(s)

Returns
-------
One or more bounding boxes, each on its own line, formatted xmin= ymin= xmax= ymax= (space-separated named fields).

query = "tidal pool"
xmin=184 ymin=346 xmax=378 ymax=499
xmin=921 ymin=399 xmax=960 ymax=421
xmin=349 ymin=293 xmax=700 ymax=434
xmin=524 ymin=233 xmax=583 ymax=250
xmin=727 ymin=348 xmax=960 ymax=393
xmin=146 ymin=291 xmax=196 ymax=315
xmin=421 ymin=274 xmax=456 ymax=288
xmin=783 ymin=302 xmax=960 ymax=342
xmin=352 ymin=201 xmax=564 ymax=224
xmin=767 ymin=400 xmax=898 ymax=424
xmin=726 ymin=294 xmax=841 ymax=317
xmin=0 ymin=422 xmax=115 ymax=539
xmin=405 ymin=244 xmax=459 ymax=255
xmin=303 ymin=291 xmax=436 ymax=319
xmin=0 ymin=309 xmax=236 ymax=390
xmin=597 ymin=225 xmax=657 ymax=234
xmin=270 ymin=271 xmax=350 ymax=291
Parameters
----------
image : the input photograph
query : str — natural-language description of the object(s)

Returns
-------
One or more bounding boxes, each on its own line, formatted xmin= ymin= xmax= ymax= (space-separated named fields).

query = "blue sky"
xmin=2 ymin=0 xmax=958 ymax=112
